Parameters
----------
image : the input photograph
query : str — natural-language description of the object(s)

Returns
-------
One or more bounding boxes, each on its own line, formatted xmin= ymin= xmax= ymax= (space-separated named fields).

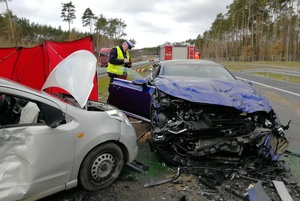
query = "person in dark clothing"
xmin=107 ymin=40 xmax=134 ymax=83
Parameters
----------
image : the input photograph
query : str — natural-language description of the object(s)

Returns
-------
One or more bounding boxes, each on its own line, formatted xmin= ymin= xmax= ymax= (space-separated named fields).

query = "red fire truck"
xmin=98 ymin=48 xmax=111 ymax=67
xmin=160 ymin=44 xmax=196 ymax=61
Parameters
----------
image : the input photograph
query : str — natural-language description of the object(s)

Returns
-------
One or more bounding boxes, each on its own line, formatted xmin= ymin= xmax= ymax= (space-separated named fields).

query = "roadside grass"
xmin=220 ymin=61 xmax=300 ymax=84
xmin=220 ymin=61 xmax=300 ymax=71
xmin=253 ymin=72 xmax=300 ymax=83
xmin=133 ymin=144 xmax=170 ymax=180
xmin=288 ymin=76 xmax=300 ymax=83
xmin=98 ymin=76 xmax=110 ymax=101
xmin=252 ymin=61 xmax=300 ymax=67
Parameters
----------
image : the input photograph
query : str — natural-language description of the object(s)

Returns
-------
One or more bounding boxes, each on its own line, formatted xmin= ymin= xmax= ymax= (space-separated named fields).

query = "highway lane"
xmin=233 ymin=71 xmax=300 ymax=96
xmin=232 ymin=71 xmax=300 ymax=176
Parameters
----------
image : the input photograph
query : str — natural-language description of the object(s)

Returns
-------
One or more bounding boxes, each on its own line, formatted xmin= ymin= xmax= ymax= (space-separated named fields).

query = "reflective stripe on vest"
xmin=107 ymin=46 xmax=131 ymax=75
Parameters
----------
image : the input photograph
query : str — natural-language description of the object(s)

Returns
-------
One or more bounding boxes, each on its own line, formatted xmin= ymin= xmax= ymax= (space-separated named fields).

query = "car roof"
xmin=0 ymin=76 xmax=72 ymax=110
xmin=0 ymin=76 xmax=53 ymax=98
xmin=0 ymin=76 xmax=32 ymax=91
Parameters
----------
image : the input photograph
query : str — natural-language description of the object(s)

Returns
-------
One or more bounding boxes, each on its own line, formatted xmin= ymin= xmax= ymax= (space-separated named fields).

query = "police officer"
xmin=107 ymin=40 xmax=134 ymax=83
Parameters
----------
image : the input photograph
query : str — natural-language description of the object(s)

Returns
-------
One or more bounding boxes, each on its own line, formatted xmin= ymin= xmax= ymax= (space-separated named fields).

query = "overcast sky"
xmin=0 ymin=0 xmax=233 ymax=49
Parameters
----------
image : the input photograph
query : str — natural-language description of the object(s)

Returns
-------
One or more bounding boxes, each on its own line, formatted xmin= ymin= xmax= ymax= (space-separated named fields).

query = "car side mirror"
xmin=132 ymin=79 xmax=147 ymax=88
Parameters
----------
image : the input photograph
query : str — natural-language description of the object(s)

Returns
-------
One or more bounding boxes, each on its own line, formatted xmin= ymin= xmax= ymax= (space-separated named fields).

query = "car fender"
xmin=118 ymin=121 xmax=138 ymax=162
xmin=67 ymin=109 xmax=137 ymax=181
xmin=69 ymin=130 xmax=122 ymax=181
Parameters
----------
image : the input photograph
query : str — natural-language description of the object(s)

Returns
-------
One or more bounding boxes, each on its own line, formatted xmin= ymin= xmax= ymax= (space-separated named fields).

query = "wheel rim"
xmin=91 ymin=153 xmax=115 ymax=181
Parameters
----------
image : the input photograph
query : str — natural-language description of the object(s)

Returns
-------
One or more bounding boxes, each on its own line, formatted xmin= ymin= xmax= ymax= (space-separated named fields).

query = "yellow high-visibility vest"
xmin=107 ymin=46 xmax=130 ymax=75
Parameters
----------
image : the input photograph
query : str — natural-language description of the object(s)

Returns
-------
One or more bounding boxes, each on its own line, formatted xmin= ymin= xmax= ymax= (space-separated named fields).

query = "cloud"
xmin=0 ymin=0 xmax=232 ymax=48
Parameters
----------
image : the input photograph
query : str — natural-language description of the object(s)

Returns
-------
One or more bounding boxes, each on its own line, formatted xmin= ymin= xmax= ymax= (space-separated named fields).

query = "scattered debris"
xmin=225 ymin=186 xmax=248 ymax=200
xmin=130 ymin=119 xmax=300 ymax=200
xmin=149 ymin=89 xmax=290 ymax=166
xmin=129 ymin=120 xmax=143 ymax=124
xmin=126 ymin=160 xmax=148 ymax=174
xmin=137 ymin=128 xmax=151 ymax=142
xmin=273 ymin=180 xmax=294 ymax=201
xmin=144 ymin=167 xmax=180 ymax=187
xmin=198 ymin=176 xmax=217 ymax=190
xmin=248 ymin=180 xmax=272 ymax=201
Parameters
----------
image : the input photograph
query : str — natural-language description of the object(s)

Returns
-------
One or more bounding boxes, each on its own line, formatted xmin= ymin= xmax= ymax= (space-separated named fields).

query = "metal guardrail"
xmin=239 ymin=68 xmax=300 ymax=82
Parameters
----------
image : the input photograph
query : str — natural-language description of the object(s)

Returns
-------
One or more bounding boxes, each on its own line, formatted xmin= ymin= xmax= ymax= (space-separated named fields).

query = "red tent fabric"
xmin=0 ymin=36 xmax=98 ymax=101
xmin=0 ymin=47 xmax=21 ymax=78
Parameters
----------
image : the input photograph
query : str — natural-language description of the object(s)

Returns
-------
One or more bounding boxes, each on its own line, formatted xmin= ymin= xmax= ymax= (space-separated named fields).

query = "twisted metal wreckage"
xmin=148 ymin=89 xmax=290 ymax=166
xmin=108 ymin=66 xmax=291 ymax=166
xmin=108 ymin=63 xmax=295 ymax=199
xmin=140 ymin=90 xmax=294 ymax=200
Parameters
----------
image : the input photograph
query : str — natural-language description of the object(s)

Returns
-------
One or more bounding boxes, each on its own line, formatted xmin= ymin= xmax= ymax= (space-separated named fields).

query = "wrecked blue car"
xmin=108 ymin=59 xmax=289 ymax=165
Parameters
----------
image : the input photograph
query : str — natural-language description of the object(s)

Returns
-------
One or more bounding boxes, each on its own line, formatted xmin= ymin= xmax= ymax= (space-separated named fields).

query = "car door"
xmin=0 ymin=92 xmax=74 ymax=200
xmin=108 ymin=78 xmax=155 ymax=121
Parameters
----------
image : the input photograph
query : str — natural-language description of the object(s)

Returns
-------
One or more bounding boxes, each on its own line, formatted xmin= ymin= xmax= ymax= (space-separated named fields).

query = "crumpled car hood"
xmin=42 ymin=50 xmax=96 ymax=108
xmin=155 ymin=76 xmax=272 ymax=113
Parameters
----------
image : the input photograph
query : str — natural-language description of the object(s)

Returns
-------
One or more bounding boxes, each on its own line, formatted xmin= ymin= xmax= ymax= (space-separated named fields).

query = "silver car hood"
xmin=42 ymin=50 xmax=96 ymax=107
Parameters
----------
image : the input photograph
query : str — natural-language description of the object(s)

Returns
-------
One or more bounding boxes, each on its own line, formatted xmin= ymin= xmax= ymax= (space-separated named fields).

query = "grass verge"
xmin=220 ymin=61 xmax=300 ymax=84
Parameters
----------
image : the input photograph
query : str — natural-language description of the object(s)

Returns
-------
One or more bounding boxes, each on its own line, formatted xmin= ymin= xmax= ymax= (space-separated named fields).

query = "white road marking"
xmin=236 ymin=77 xmax=300 ymax=97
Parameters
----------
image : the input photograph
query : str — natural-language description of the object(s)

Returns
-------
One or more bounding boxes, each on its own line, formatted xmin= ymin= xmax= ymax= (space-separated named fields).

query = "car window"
xmin=0 ymin=94 xmax=65 ymax=127
xmin=124 ymin=68 xmax=144 ymax=81
xmin=162 ymin=64 xmax=235 ymax=80
xmin=99 ymin=52 xmax=109 ymax=57
xmin=152 ymin=64 xmax=161 ymax=78
xmin=145 ymin=64 xmax=161 ymax=85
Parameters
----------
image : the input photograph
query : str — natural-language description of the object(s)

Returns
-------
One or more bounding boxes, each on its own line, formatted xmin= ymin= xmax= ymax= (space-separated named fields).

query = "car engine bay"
xmin=149 ymin=90 xmax=290 ymax=166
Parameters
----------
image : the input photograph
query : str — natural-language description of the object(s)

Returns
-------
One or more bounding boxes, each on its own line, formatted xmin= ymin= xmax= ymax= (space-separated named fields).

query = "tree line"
xmin=1 ymin=0 xmax=300 ymax=61
xmin=187 ymin=0 xmax=300 ymax=62
xmin=0 ymin=1 xmax=137 ymax=53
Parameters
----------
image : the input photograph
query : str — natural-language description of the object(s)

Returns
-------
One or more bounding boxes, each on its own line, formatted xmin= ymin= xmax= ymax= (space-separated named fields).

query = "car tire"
xmin=78 ymin=142 xmax=124 ymax=191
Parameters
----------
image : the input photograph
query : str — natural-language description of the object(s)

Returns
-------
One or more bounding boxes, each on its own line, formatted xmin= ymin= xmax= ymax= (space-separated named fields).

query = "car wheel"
xmin=79 ymin=142 xmax=124 ymax=191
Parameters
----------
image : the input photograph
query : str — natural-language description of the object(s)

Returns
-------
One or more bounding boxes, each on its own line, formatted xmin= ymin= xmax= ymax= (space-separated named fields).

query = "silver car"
xmin=0 ymin=50 xmax=138 ymax=200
